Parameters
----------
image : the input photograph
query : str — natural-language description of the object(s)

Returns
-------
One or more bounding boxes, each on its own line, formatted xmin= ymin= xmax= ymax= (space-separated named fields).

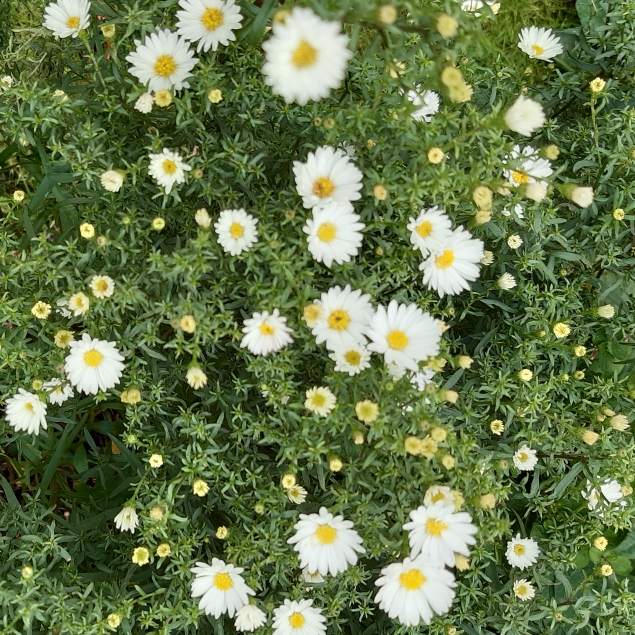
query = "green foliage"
xmin=1 ymin=0 xmax=635 ymax=634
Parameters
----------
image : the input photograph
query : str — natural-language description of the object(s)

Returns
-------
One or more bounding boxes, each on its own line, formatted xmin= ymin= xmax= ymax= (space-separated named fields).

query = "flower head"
xmin=90 ymin=275 xmax=115 ymax=299
xmin=329 ymin=344 xmax=371 ymax=376
xmin=43 ymin=378 xmax=74 ymax=405
xmin=65 ymin=334 xmax=125 ymax=394
xmin=506 ymin=535 xmax=540 ymax=569
xmin=355 ymin=400 xmax=379 ymax=423
xmin=235 ymin=604 xmax=267 ymax=633
xmin=31 ymin=301 xmax=52 ymax=319
xmin=4 ymin=389 xmax=48 ymax=435
xmin=43 ymin=0 xmax=90 ymax=38
xmin=186 ymin=366 xmax=207 ymax=390
xmin=215 ymin=208 xmax=259 ymax=256
xmin=193 ymin=479 xmax=210 ymax=496
xmin=504 ymin=95 xmax=546 ymax=136
xmin=407 ymin=206 xmax=452 ymax=257
xmin=513 ymin=579 xmax=536 ymax=601
xmin=518 ymin=26 xmax=563 ymax=62
xmin=148 ymin=148 xmax=191 ymax=194
xmin=176 ymin=0 xmax=243 ymax=53
xmin=305 ymin=386 xmax=336 ymax=417
xmin=100 ymin=170 xmax=124 ymax=192
xmin=513 ymin=445 xmax=538 ymax=471
xmin=406 ymin=88 xmax=441 ymax=122
xmin=114 ymin=506 xmax=139 ymax=533
xmin=272 ymin=599 xmax=326 ymax=635
xmin=240 ymin=309 xmax=293 ymax=356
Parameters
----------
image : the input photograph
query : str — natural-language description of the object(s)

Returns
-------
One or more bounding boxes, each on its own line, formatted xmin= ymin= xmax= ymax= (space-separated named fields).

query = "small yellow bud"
xmin=366 ymin=138 xmax=376 ymax=149
xmin=457 ymin=355 xmax=473 ymax=369
xmin=13 ymin=190 xmax=25 ymax=202
xmin=517 ymin=369 xmax=533 ymax=381
xmin=281 ymin=473 xmax=296 ymax=489
xmin=589 ymin=77 xmax=606 ymax=93
xmin=154 ymin=89 xmax=172 ymax=107
xmin=622 ymin=485 xmax=633 ymax=496
xmin=329 ymin=457 xmax=343 ymax=472
xmin=427 ymin=147 xmax=445 ymax=164
xmin=216 ymin=526 xmax=228 ymax=539
xmin=179 ymin=315 xmax=197 ymax=333
xmin=80 ymin=223 xmax=95 ymax=238
xmin=573 ymin=345 xmax=586 ymax=357
xmin=132 ymin=547 xmax=150 ymax=565
xmin=207 ymin=88 xmax=223 ymax=103
xmin=600 ymin=564 xmax=613 ymax=576
xmin=430 ymin=427 xmax=447 ymax=442
xmin=151 ymin=217 xmax=165 ymax=231
xmin=444 ymin=390 xmax=459 ymax=404
xmin=479 ymin=493 xmax=496 ymax=509
xmin=441 ymin=66 xmax=464 ymax=89
xmin=373 ymin=184 xmax=388 ymax=200
xmin=613 ymin=208 xmax=625 ymax=220
xmin=120 ymin=389 xmax=141 ymax=404
xmin=472 ymin=186 xmax=493 ymax=210
xmin=377 ymin=5 xmax=397 ymax=25
xmin=593 ymin=536 xmax=608 ymax=551
xmin=441 ymin=454 xmax=455 ymax=470
xmin=436 ymin=14 xmax=458 ymax=38
xmin=355 ymin=400 xmax=379 ymax=423
xmin=107 ymin=613 xmax=122 ymax=629
xmin=192 ymin=479 xmax=209 ymax=497
xmin=149 ymin=506 xmax=164 ymax=520
xmin=581 ymin=429 xmax=599 ymax=445
xmin=101 ymin=24 xmax=116 ymax=39
xmin=156 ymin=543 xmax=171 ymax=557
xmin=454 ymin=554 xmax=470 ymax=571
xmin=21 ymin=566 xmax=34 ymax=579
xmin=490 ymin=419 xmax=504 ymax=435
xmin=404 ymin=437 xmax=421 ymax=455
xmin=552 ymin=322 xmax=571 ymax=339
xmin=353 ymin=431 xmax=364 ymax=445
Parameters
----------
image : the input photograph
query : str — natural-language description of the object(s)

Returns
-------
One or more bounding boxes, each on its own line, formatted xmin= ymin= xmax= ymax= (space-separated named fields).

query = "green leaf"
xmin=573 ymin=547 xmax=590 ymax=569
xmin=614 ymin=530 xmax=635 ymax=557
xmin=612 ymin=555 xmax=632 ymax=575
xmin=589 ymin=546 xmax=603 ymax=563
xmin=550 ymin=462 xmax=584 ymax=498
xmin=72 ymin=444 xmax=88 ymax=474
xmin=39 ymin=416 xmax=86 ymax=493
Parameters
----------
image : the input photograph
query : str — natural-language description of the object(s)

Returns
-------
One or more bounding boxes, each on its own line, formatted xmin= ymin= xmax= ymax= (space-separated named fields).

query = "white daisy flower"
xmin=420 ymin=226 xmax=484 ymax=298
xmin=287 ymin=506 xmax=365 ymax=577
xmin=403 ymin=501 xmax=477 ymax=567
xmin=186 ymin=365 xmax=208 ymax=389
xmin=504 ymin=95 xmax=546 ymax=137
xmin=176 ymin=0 xmax=243 ymax=53
xmin=513 ymin=578 xmax=536 ymax=601
xmin=240 ymin=309 xmax=293 ymax=356
xmin=148 ymin=148 xmax=192 ymax=194
xmin=504 ymin=145 xmax=553 ymax=187
xmin=304 ymin=386 xmax=336 ymax=417
xmin=406 ymin=88 xmax=441 ymax=122
xmin=582 ymin=479 xmax=626 ymax=513
xmin=134 ymin=92 xmax=155 ymax=113
xmin=214 ymin=209 xmax=258 ymax=256
xmin=56 ymin=298 xmax=73 ymax=318
xmin=4 ymin=389 xmax=48 ymax=435
xmin=287 ymin=485 xmax=308 ymax=504
xmin=64 ymin=334 xmax=125 ymax=395
xmin=89 ymin=275 xmax=115 ymax=299
xmin=411 ymin=367 xmax=436 ymax=391
xmin=293 ymin=146 xmax=363 ymax=210
xmin=234 ymin=604 xmax=267 ymax=633
xmin=407 ymin=205 xmax=453 ymax=257
xmin=423 ymin=485 xmax=456 ymax=509
xmin=191 ymin=558 xmax=255 ymax=618
xmin=502 ymin=203 xmax=525 ymax=219
xmin=311 ymin=285 xmax=374 ymax=351
xmin=367 ymin=300 xmax=442 ymax=372
xmin=518 ymin=26 xmax=563 ymax=62
xmin=262 ymin=7 xmax=352 ymax=105
xmin=43 ymin=0 xmax=90 ymax=38
xmin=125 ymin=29 xmax=198 ymax=92
xmin=303 ymin=202 xmax=364 ymax=268
xmin=512 ymin=445 xmax=538 ymax=471
xmin=100 ymin=170 xmax=124 ymax=193
xmin=43 ymin=378 xmax=74 ymax=405
xmin=329 ymin=344 xmax=371 ymax=376
xmin=505 ymin=534 xmax=540 ymax=570
xmin=114 ymin=505 xmax=139 ymax=533
xmin=497 ymin=272 xmax=517 ymax=290
xmin=68 ymin=291 xmax=90 ymax=316
xmin=272 ymin=599 xmax=326 ymax=635
xmin=374 ymin=555 xmax=457 ymax=626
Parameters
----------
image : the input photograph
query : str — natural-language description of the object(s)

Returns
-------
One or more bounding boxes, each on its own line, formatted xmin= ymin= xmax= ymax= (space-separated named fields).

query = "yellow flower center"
xmin=214 ymin=572 xmax=233 ymax=591
xmin=303 ymin=304 xmax=322 ymax=322
xmin=312 ymin=176 xmax=335 ymax=198
xmin=425 ymin=518 xmax=449 ymax=536
xmin=289 ymin=613 xmax=306 ymax=628
xmin=531 ymin=44 xmax=545 ymax=56
xmin=511 ymin=171 xmax=530 ymax=184
xmin=518 ymin=452 xmax=528 ymax=462
xmin=344 ymin=350 xmax=361 ymax=365
xmin=162 ymin=159 xmax=177 ymax=175
xmin=386 ymin=330 xmax=408 ymax=350
xmin=229 ymin=222 xmax=244 ymax=238
xmin=66 ymin=16 xmax=80 ymax=28
xmin=431 ymin=492 xmax=445 ymax=503
xmin=399 ymin=568 xmax=426 ymax=591
xmin=154 ymin=54 xmax=177 ymax=78
xmin=317 ymin=222 xmax=337 ymax=242
xmin=517 ymin=584 xmax=528 ymax=595
xmin=291 ymin=40 xmax=318 ymax=68
xmin=84 ymin=350 xmax=104 ymax=368
xmin=25 ymin=402 xmax=34 ymax=412
xmin=327 ymin=309 xmax=350 ymax=331
xmin=514 ymin=544 xmax=526 ymax=555
xmin=310 ymin=393 xmax=326 ymax=408
xmin=201 ymin=7 xmax=224 ymax=31
xmin=260 ymin=323 xmax=275 ymax=335
xmin=416 ymin=221 xmax=433 ymax=238
xmin=95 ymin=280 xmax=109 ymax=293
xmin=435 ymin=249 xmax=455 ymax=269
xmin=315 ymin=524 xmax=337 ymax=544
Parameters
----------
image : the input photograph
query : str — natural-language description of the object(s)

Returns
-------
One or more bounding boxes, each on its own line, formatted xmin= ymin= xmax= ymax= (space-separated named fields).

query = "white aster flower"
xmin=89 ymin=275 xmax=115 ymax=299
xmin=287 ymin=485 xmax=308 ymax=504
xmin=272 ymin=599 xmax=326 ymax=635
xmin=505 ymin=535 xmax=540 ymax=570
xmin=504 ymin=95 xmax=546 ymax=137
xmin=215 ymin=208 xmax=259 ymax=256
xmin=240 ymin=309 xmax=293 ymax=356
xmin=504 ymin=145 xmax=553 ymax=188
xmin=234 ymin=604 xmax=267 ymax=633
xmin=148 ymin=148 xmax=191 ymax=194
xmin=507 ymin=234 xmax=523 ymax=249
xmin=374 ymin=555 xmax=457 ymax=626
xmin=114 ymin=505 xmax=139 ymax=533
xmin=423 ymin=485 xmax=456 ymax=509
xmin=287 ymin=506 xmax=365 ymax=577
xmin=0 ymin=76 xmax=14 ymax=89
xmin=303 ymin=202 xmax=364 ymax=267
xmin=570 ymin=186 xmax=594 ymax=208
xmin=43 ymin=378 xmax=74 ymax=405
xmin=582 ymin=479 xmax=626 ymax=513
xmin=312 ymin=285 xmax=373 ymax=351
xmin=420 ymin=226 xmax=484 ymax=298
xmin=367 ymin=300 xmax=441 ymax=372
xmin=126 ymin=29 xmax=198 ymax=92
xmin=176 ymin=0 xmax=243 ymax=53
xmin=186 ymin=365 xmax=207 ymax=389
xmin=68 ymin=292 xmax=90 ymax=316
xmin=134 ymin=92 xmax=155 ymax=113
xmin=329 ymin=344 xmax=371 ymax=376
xmin=100 ymin=170 xmax=124 ymax=192
xmin=293 ymin=146 xmax=363 ymax=210
xmin=56 ymin=298 xmax=73 ymax=318
xmin=191 ymin=559 xmax=255 ymax=618
xmin=4 ymin=389 xmax=48 ymax=435
xmin=512 ymin=445 xmax=538 ymax=471
xmin=411 ymin=367 xmax=436 ymax=390
xmin=262 ymin=7 xmax=352 ymax=106
xmin=43 ymin=0 xmax=90 ymax=38
xmin=406 ymin=88 xmax=441 ymax=122
xmin=497 ymin=273 xmax=517 ymax=290
xmin=502 ymin=203 xmax=525 ymax=219
xmin=304 ymin=386 xmax=337 ymax=417
xmin=64 ymin=334 xmax=125 ymax=395
xmin=301 ymin=568 xmax=324 ymax=585
xmin=403 ymin=501 xmax=477 ymax=567
xmin=407 ymin=206 xmax=453 ymax=257
xmin=513 ymin=578 xmax=536 ymax=600
xmin=518 ymin=26 xmax=563 ymax=62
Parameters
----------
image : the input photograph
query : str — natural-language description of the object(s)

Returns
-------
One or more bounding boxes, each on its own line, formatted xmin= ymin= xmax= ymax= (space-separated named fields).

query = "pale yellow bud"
xmin=436 ymin=14 xmax=458 ymax=38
